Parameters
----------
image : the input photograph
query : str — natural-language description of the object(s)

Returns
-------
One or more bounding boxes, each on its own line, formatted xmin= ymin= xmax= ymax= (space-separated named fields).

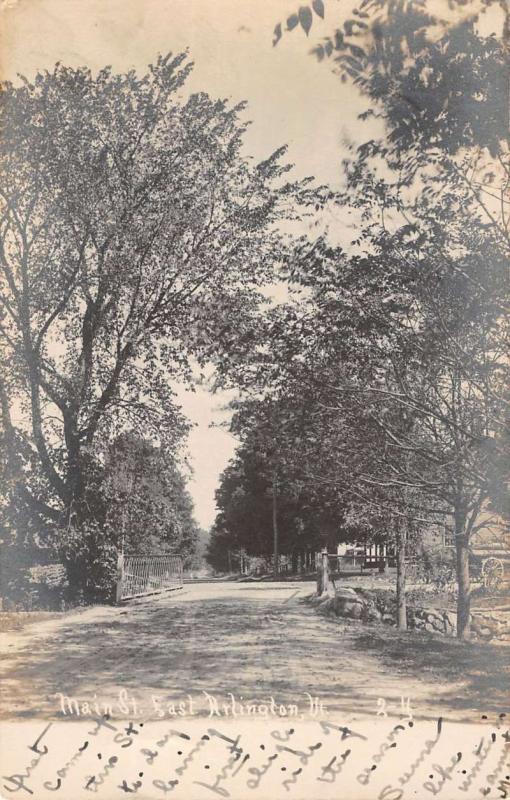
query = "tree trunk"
xmin=272 ymin=472 xmax=279 ymax=578
xmin=455 ymin=515 xmax=471 ymax=640
xmin=115 ymin=552 xmax=125 ymax=604
xmin=316 ymin=550 xmax=323 ymax=595
xmin=396 ymin=529 xmax=407 ymax=630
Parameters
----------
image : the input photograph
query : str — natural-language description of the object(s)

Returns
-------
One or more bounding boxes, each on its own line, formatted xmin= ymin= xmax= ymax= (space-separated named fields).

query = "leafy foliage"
xmin=207 ymin=437 xmax=345 ymax=573
xmin=275 ymin=1 xmax=508 ymax=155
xmin=0 ymin=54 xmax=314 ymax=598
xmin=236 ymin=0 xmax=509 ymax=638
xmin=104 ymin=433 xmax=200 ymax=561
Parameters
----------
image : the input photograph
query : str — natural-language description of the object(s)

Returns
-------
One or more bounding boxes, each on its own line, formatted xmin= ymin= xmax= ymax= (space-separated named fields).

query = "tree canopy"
xmin=0 ymin=53 xmax=315 ymax=597
xmin=210 ymin=0 xmax=509 ymax=638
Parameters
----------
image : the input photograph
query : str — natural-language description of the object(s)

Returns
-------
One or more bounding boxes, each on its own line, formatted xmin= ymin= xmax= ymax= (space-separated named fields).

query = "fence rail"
xmin=327 ymin=554 xmax=363 ymax=572
xmin=116 ymin=554 xmax=183 ymax=602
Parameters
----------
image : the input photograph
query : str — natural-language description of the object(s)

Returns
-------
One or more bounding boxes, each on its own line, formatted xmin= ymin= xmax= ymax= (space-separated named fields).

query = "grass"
xmin=0 ymin=610 xmax=63 ymax=632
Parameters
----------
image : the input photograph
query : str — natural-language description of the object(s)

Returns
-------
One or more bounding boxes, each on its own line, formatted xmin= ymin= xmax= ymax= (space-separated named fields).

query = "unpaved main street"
xmin=1 ymin=581 xmax=508 ymax=722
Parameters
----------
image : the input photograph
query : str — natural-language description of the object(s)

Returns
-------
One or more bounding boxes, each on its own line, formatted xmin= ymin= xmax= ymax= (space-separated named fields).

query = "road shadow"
xmin=1 ymin=592 xmax=507 ymax=722
xmin=350 ymin=626 xmax=509 ymax=715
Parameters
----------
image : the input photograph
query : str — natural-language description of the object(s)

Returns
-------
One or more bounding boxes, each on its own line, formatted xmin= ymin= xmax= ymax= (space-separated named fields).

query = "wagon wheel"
xmin=482 ymin=557 xmax=504 ymax=592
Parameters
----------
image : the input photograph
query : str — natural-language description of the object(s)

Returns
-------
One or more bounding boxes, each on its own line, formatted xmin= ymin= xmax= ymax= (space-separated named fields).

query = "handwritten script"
xmin=1 ymin=714 xmax=509 ymax=799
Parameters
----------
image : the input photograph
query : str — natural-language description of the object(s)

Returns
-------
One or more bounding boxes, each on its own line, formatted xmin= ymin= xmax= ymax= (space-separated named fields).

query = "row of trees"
xmin=0 ymin=2 xmax=507 ymax=634
xmin=0 ymin=54 xmax=316 ymax=601
xmin=208 ymin=0 xmax=509 ymax=640
xmin=207 ymin=409 xmax=346 ymax=573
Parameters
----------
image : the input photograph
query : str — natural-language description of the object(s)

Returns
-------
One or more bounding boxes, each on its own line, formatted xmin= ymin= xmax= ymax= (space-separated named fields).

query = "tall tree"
xmin=0 ymin=54 xmax=313 ymax=593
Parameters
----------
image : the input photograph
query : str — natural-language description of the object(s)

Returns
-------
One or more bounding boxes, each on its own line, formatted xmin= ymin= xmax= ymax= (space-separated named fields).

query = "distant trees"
xmin=0 ymin=55 xmax=314 ymax=598
xmin=204 ymin=382 xmax=343 ymax=573
xmin=104 ymin=433 xmax=199 ymax=559
xmin=208 ymin=426 xmax=344 ymax=573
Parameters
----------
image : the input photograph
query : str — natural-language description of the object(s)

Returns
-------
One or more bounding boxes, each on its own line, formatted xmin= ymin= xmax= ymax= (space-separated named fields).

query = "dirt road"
xmin=1 ymin=581 xmax=508 ymax=722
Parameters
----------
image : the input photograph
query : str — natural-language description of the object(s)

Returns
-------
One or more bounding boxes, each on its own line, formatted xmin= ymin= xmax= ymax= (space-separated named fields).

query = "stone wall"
xmin=309 ymin=587 xmax=510 ymax=644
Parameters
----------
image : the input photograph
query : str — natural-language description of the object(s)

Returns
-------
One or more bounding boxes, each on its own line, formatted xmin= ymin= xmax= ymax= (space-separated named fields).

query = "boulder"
xmin=308 ymin=594 xmax=323 ymax=605
xmin=443 ymin=611 xmax=457 ymax=631
xmin=421 ymin=607 xmax=441 ymax=618
xmin=406 ymin=610 xmax=417 ymax=628
xmin=334 ymin=587 xmax=358 ymax=599
xmin=318 ymin=606 xmax=336 ymax=618
xmin=334 ymin=595 xmax=361 ymax=609
xmin=343 ymin=601 xmax=364 ymax=619
xmin=333 ymin=591 xmax=366 ymax=620
xmin=431 ymin=617 xmax=446 ymax=634
xmin=475 ymin=627 xmax=495 ymax=641
xmin=356 ymin=589 xmax=377 ymax=602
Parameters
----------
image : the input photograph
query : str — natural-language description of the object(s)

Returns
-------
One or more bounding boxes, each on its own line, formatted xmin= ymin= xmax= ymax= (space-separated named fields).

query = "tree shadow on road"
xmin=2 ymin=597 xmax=337 ymax=718
xmin=2 ymin=594 xmax=508 ymax=723
xmin=350 ymin=626 xmax=509 ymax=716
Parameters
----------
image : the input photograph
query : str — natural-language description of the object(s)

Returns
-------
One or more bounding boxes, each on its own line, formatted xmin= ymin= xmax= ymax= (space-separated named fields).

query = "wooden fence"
xmin=116 ymin=554 xmax=183 ymax=602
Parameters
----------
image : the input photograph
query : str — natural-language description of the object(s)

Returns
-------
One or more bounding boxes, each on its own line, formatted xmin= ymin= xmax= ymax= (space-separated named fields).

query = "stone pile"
xmin=309 ymin=587 xmax=510 ymax=644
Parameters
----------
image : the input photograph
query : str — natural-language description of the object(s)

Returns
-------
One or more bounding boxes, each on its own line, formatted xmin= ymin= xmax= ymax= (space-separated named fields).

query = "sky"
xmin=1 ymin=0 xmax=378 ymax=529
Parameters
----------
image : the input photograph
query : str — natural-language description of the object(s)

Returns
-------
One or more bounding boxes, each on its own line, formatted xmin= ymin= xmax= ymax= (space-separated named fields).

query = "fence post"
xmin=317 ymin=547 xmax=335 ymax=597
xmin=115 ymin=552 xmax=125 ymax=604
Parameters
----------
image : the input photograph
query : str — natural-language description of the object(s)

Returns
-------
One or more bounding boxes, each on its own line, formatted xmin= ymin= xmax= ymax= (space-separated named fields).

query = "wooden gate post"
xmin=115 ymin=552 xmax=125 ymax=604
xmin=317 ymin=547 xmax=335 ymax=597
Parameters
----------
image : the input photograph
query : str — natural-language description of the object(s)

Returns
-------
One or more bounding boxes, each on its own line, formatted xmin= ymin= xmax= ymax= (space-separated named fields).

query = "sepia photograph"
xmin=0 ymin=0 xmax=509 ymax=797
